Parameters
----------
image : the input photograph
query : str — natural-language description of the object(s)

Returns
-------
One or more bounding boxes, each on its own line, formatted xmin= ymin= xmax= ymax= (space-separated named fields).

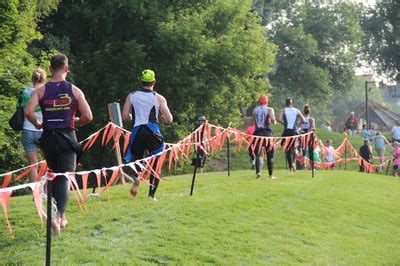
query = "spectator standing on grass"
xmin=361 ymin=124 xmax=370 ymax=140
xmin=391 ymin=120 xmax=400 ymax=143
xmin=368 ymin=125 xmax=376 ymax=141
xmin=20 ymin=68 xmax=47 ymax=182
xmin=345 ymin=112 xmax=357 ymax=137
xmin=374 ymin=132 xmax=391 ymax=164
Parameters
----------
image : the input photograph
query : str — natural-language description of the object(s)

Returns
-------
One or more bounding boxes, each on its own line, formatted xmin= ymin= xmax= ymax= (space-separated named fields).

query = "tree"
xmin=268 ymin=24 xmax=331 ymax=107
xmin=154 ymin=1 xmax=276 ymax=129
xmin=0 ymin=0 xmax=59 ymax=95
xmin=360 ymin=0 xmax=400 ymax=80
xmin=0 ymin=0 xmax=58 ymax=173
xmin=259 ymin=1 xmax=363 ymax=122
xmin=38 ymin=0 xmax=276 ymax=144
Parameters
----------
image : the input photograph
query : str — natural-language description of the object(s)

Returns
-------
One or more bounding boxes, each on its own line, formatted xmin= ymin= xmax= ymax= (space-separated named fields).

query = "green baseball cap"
xmin=141 ymin=69 xmax=156 ymax=82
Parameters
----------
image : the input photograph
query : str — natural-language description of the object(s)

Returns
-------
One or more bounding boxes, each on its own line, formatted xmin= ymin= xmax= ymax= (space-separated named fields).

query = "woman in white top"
xmin=300 ymin=105 xmax=315 ymax=134
xmin=21 ymin=68 xmax=46 ymax=182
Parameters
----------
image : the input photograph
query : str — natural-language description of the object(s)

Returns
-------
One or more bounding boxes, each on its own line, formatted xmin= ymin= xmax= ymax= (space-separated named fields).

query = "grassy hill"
xmin=2 ymin=170 xmax=400 ymax=264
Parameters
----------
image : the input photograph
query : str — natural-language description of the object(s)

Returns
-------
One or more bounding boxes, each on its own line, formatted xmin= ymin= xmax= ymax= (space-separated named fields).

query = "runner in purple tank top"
xmin=25 ymin=53 xmax=93 ymax=236
xmin=39 ymin=80 xmax=78 ymax=130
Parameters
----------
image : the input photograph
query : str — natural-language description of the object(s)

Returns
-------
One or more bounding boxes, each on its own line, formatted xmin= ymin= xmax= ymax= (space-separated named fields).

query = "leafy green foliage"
xmin=0 ymin=0 xmax=59 ymax=172
xmin=0 ymin=0 xmax=59 ymax=95
xmin=259 ymin=1 xmax=363 ymax=121
xmin=38 ymin=0 xmax=276 ymax=148
xmin=269 ymin=24 xmax=331 ymax=106
xmin=360 ymin=0 xmax=400 ymax=79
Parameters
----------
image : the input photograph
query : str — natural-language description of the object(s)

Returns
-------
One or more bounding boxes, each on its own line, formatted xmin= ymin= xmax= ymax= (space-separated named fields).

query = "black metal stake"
xmin=189 ymin=123 xmax=207 ymax=196
xmin=45 ymin=177 xmax=52 ymax=266
xmin=227 ymin=137 xmax=230 ymax=177
xmin=190 ymin=149 xmax=200 ymax=196
xmin=385 ymin=160 xmax=391 ymax=176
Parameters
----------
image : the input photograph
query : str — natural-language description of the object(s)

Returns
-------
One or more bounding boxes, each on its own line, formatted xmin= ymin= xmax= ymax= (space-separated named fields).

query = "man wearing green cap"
xmin=122 ymin=69 xmax=173 ymax=200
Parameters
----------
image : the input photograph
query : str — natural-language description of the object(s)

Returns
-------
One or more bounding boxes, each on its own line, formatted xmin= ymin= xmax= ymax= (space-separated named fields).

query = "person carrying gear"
xmin=122 ymin=69 xmax=173 ymax=201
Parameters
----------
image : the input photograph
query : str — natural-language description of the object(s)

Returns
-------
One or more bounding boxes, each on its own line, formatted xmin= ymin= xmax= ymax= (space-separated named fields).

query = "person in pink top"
xmin=393 ymin=142 xmax=400 ymax=177
xmin=246 ymin=125 xmax=256 ymax=169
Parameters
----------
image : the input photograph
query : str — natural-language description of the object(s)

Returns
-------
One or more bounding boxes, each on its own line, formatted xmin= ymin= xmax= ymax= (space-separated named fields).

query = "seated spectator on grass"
xmin=324 ymin=139 xmax=335 ymax=169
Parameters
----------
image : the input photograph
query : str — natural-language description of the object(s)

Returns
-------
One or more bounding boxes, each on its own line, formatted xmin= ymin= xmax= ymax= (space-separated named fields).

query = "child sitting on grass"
xmin=324 ymin=139 xmax=335 ymax=169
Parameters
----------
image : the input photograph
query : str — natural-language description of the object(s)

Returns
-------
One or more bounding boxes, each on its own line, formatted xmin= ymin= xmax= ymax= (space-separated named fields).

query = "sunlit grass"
xmin=1 ymin=169 xmax=400 ymax=264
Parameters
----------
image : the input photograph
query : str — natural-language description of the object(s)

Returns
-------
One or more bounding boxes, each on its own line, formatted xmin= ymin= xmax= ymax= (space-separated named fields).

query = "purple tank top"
xmin=39 ymin=81 xmax=77 ymax=130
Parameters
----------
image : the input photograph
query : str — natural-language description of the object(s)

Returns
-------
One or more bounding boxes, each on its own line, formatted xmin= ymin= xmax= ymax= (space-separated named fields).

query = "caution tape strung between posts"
xmin=0 ymin=122 xmax=395 ymax=235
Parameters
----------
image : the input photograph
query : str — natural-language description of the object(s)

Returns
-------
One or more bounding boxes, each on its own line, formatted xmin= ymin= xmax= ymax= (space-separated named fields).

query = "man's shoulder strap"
xmin=138 ymin=88 xmax=156 ymax=95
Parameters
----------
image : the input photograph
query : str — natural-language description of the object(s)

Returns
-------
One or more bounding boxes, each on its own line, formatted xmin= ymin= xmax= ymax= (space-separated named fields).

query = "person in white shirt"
xmin=391 ymin=120 xmax=400 ymax=143
xmin=323 ymin=121 xmax=332 ymax=132
xmin=278 ymin=97 xmax=305 ymax=171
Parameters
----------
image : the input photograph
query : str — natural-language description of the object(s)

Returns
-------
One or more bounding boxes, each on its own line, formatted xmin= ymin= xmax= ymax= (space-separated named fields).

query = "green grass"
xmin=2 ymin=170 xmax=400 ymax=264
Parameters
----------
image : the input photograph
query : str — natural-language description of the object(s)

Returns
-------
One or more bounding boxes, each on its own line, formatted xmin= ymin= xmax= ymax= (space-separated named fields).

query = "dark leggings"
xmin=253 ymin=129 xmax=274 ymax=176
xmin=130 ymin=126 xmax=163 ymax=198
xmin=282 ymin=129 xmax=297 ymax=169
xmin=40 ymin=129 xmax=77 ymax=214
xmin=248 ymin=146 xmax=255 ymax=162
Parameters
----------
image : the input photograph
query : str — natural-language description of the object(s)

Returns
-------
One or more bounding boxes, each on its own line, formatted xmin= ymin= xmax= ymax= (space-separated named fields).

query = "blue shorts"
xmin=22 ymin=130 xmax=42 ymax=152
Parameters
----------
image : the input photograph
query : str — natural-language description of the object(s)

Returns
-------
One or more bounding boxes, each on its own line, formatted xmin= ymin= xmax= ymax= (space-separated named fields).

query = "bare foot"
xmin=130 ymin=179 xmax=140 ymax=197
xmin=60 ymin=214 xmax=68 ymax=228
xmin=51 ymin=217 xmax=61 ymax=236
